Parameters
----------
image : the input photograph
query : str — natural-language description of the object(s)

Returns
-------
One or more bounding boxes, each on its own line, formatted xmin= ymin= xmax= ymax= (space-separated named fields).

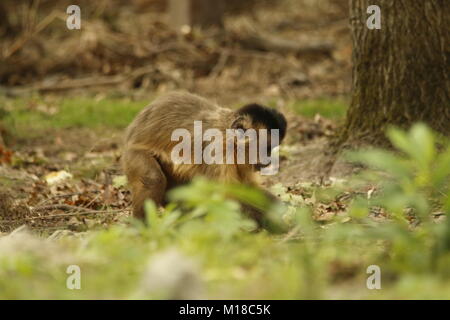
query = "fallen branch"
xmin=37 ymin=65 xmax=157 ymax=92
xmin=0 ymin=65 xmax=157 ymax=95
xmin=236 ymin=31 xmax=334 ymax=55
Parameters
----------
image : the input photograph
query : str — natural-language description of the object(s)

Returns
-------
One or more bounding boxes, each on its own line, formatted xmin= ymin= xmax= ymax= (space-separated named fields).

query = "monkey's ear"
xmin=231 ymin=116 xmax=245 ymax=130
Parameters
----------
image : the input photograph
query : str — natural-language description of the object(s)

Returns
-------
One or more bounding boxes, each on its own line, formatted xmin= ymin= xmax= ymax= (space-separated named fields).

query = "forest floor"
xmin=0 ymin=95 xmax=351 ymax=233
xmin=0 ymin=0 xmax=354 ymax=233
xmin=3 ymin=97 xmax=448 ymax=300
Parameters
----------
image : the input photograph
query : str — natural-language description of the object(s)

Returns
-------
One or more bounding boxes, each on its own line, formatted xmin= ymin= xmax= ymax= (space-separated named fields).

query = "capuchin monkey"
xmin=122 ymin=92 xmax=287 ymax=225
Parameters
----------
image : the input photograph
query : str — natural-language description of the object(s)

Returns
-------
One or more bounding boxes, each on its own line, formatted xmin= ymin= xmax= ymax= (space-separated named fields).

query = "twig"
xmin=2 ymin=10 xmax=60 ymax=59
xmin=32 ymin=204 xmax=86 ymax=212
xmin=0 ymin=208 xmax=130 ymax=224
xmin=210 ymin=51 xmax=230 ymax=78
xmin=86 ymin=193 xmax=102 ymax=208
xmin=279 ymin=226 xmax=301 ymax=243
xmin=35 ymin=192 xmax=84 ymax=207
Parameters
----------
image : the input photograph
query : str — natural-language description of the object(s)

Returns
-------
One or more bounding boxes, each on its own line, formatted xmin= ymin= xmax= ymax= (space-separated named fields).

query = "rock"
xmin=139 ymin=248 xmax=204 ymax=299
xmin=44 ymin=170 xmax=73 ymax=185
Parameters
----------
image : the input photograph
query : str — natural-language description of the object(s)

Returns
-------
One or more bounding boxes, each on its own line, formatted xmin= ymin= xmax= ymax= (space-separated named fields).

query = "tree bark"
xmin=339 ymin=0 xmax=449 ymax=147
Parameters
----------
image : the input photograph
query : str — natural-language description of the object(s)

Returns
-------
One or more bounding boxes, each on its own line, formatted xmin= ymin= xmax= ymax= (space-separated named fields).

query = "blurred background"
xmin=0 ymin=0 xmax=351 ymax=103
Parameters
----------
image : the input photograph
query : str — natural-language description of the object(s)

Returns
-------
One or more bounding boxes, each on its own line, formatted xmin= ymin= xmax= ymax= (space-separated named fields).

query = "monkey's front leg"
xmin=240 ymin=187 xmax=287 ymax=233
xmin=123 ymin=150 xmax=167 ymax=220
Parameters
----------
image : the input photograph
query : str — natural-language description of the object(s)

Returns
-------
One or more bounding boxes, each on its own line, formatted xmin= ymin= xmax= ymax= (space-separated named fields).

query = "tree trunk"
xmin=339 ymin=0 xmax=449 ymax=147
xmin=168 ymin=0 xmax=224 ymax=31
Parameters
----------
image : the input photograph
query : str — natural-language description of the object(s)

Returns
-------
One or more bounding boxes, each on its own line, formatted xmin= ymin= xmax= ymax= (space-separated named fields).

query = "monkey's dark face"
xmin=233 ymin=104 xmax=287 ymax=141
xmin=232 ymin=104 xmax=287 ymax=170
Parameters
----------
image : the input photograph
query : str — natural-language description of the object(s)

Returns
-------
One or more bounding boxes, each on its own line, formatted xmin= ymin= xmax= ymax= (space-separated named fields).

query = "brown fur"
xmin=122 ymin=92 xmax=275 ymax=220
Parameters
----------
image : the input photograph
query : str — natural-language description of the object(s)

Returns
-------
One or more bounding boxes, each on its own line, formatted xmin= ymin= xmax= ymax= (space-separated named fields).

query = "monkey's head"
xmin=231 ymin=104 xmax=287 ymax=170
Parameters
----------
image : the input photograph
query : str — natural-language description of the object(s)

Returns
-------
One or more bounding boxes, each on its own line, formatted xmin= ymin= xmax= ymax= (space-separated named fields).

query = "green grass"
xmin=1 ymin=96 xmax=147 ymax=135
xmin=2 ymin=96 xmax=349 ymax=138
xmin=290 ymin=98 xmax=348 ymax=119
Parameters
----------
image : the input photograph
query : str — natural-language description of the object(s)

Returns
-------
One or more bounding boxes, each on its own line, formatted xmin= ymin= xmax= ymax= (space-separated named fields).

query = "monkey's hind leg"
xmin=123 ymin=150 xmax=167 ymax=220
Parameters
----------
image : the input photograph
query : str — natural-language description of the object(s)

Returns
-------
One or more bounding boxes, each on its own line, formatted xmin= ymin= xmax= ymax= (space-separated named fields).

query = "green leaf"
xmin=112 ymin=175 xmax=128 ymax=188
xmin=144 ymin=200 xmax=160 ymax=229
xmin=346 ymin=149 xmax=411 ymax=178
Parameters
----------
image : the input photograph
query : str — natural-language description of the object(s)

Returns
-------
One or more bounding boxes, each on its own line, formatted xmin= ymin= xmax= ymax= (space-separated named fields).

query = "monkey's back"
xmin=124 ymin=92 xmax=231 ymax=154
